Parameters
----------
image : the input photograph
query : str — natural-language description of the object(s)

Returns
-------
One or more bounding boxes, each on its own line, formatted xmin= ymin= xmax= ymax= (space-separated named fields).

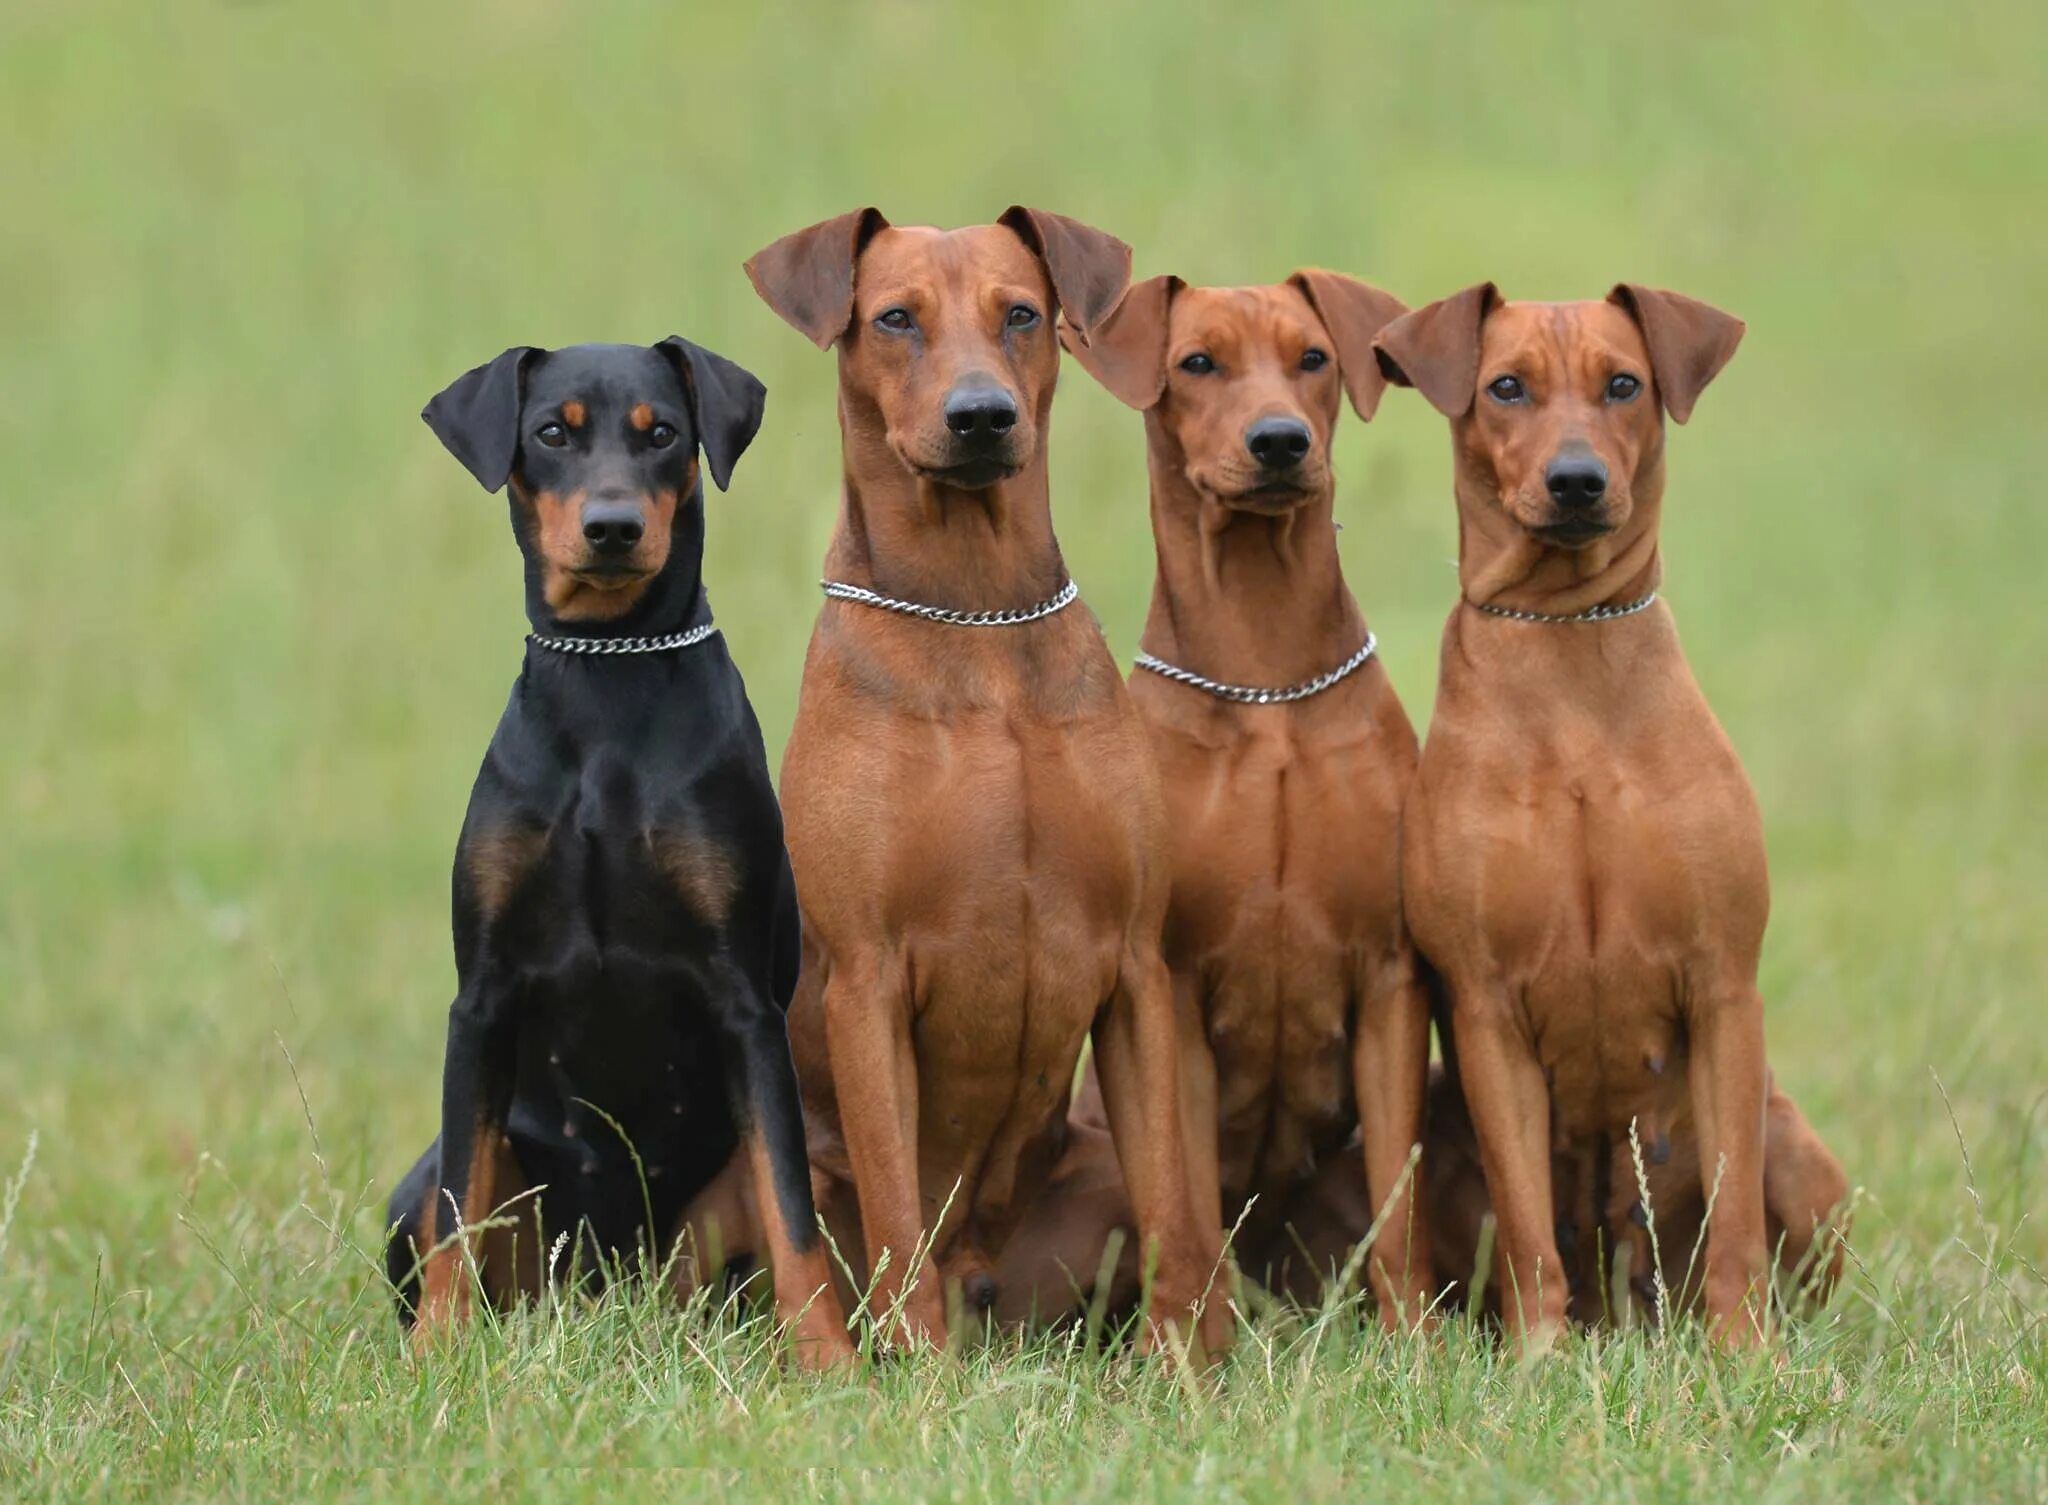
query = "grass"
xmin=0 ymin=0 xmax=2043 ymax=1497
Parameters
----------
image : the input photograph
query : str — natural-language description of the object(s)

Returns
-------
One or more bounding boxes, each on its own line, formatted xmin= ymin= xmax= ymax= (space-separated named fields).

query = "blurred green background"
xmin=0 ymin=0 xmax=2041 ymax=1439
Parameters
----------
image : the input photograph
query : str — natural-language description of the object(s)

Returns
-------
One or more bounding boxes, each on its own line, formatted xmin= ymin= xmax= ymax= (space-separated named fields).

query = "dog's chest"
xmin=464 ymin=749 xmax=745 ymax=988
xmin=1158 ymin=718 xmax=1405 ymax=1111
xmin=890 ymin=713 xmax=1150 ymax=1014
xmin=1158 ymin=719 xmax=1405 ymax=963
xmin=1412 ymin=689 xmax=1768 ymax=1127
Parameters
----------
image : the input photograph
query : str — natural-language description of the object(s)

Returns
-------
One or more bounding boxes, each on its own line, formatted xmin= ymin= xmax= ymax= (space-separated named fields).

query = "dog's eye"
xmin=1486 ymin=375 xmax=1526 ymax=405
xmin=1299 ymin=349 xmax=1329 ymax=372
xmin=1006 ymin=304 xmax=1041 ymax=330
xmin=1606 ymin=373 xmax=1642 ymax=403
xmin=875 ymin=308 xmax=914 ymax=333
xmin=1179 ymin=353 xmax=1216 ymax=376
xmin=648 ymin=423 xmax=678 ymax=448
xmin=536 ymin=423 xmax=568 ymax=447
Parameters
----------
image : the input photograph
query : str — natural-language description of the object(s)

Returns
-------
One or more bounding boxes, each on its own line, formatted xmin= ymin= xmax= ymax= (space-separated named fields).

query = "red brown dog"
xmin=1373 ymin=284 xmax=1849 ymax=1348
xmin=745 ymin=209 xmax=1228 ymax=1356
xmin=1063 ymin=273 xmax=1436 ymax=1325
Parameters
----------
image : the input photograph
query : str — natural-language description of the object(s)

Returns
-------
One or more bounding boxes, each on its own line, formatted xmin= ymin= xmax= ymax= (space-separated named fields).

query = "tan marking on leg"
xmin=415 ymin=1122 xmax=507 ymax=1337
xmin=741 ymin=1130 xmax=857 ymax=1370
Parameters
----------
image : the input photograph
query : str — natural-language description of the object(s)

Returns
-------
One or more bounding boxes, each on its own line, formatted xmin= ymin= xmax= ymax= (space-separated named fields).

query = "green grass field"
xmin=2 ymin=2 xmax=2044 ymax=1497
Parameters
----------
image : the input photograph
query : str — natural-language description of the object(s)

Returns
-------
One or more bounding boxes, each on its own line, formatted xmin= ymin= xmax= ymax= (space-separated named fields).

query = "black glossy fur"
xmin=386 ymin=340 xmax=819 ymax=1322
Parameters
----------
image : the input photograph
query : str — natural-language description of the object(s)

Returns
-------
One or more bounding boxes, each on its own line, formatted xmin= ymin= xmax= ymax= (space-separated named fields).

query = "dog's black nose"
xmin=1545 ymin=455 xmax=1609 ymax=509
xmin=581 ymin=500 xmax=645 ymax=555
xmin=943 ymin=382 xmax=1019 ymax=445
xmin=1245 ymin=417 xmax=1312 ymax=469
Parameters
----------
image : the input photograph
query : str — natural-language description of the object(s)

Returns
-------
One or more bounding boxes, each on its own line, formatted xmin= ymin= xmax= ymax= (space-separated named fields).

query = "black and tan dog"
xmin=386 ymin=338 xmax=854 ymax=1369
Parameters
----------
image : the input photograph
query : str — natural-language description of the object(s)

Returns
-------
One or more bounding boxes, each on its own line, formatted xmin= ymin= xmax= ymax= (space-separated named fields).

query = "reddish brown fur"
xmin=1376 ymin=286 xmax=1849 ymax=1349
xmin=748 ymin=210 xmax=1228 ymax=1357
xmin=560 ymin=399 xmax=586 ymax=428
xmin=629 ymin=402 xmax=655 ymax=432
xmin=1423 ymin=1068 xmax=1850 ymax=1325
xmin=1064 ymin=275 xmax=1434 ymax=1324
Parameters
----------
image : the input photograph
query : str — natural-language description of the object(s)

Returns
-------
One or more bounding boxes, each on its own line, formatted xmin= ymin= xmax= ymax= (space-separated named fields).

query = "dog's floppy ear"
xmin=1607 ymin=284 xmax=1745 ymax=425
xmin=999 ymin=207 xmax=1133 ymax=343
xmin=1289 ymin=270 xmax=1409 ymax=421
xmin=1372 ymin=283 xmax=1500 ymax=419
xmin=745 ymin=208 xmax=891 ymax=350
xmin=657 ymin=336 xmax=767 ymax=492
xmin=1057 ymin=274 xmax=1181 ymax=409
xmin=421 ymin=346 xmax=540 ymax=492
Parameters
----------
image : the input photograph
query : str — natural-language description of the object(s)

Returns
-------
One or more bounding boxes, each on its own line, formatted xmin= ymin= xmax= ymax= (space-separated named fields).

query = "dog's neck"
xmin=1139 ymin=418 xmax=1365 ymax=688
xmin=516 ymin=491 xmax=712 ymax=640
xmin=824 ymin=392 xmax=1068 ymax=613
xmin=1453 ymin=454 xmax=1665 ymax=619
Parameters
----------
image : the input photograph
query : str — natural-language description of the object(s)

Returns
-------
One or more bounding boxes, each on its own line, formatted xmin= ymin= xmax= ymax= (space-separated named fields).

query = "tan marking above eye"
xmin=630 ymin=403 xmax=655 ymax=431
xmin=561 ymin=400 xmax=586 ymax=428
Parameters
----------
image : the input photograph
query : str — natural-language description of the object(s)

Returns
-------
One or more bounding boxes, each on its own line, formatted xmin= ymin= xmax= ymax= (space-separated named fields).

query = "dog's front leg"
xmin=1174 ymin=971 xmax=1224 ymax=1243
xmin=819 ymin=959 xmax=944 ymax=1350
xmin=1352 ymin=947 xmax=1437 ymax=1330
xmin=1095 ymin=950 xmax=1231 ymax=1360
xmin=1685 ymin=981 xmax=1772 ymax=1346
xmin=714 ymin=975 xmax=857 ymax=1371
xmin=414 ymin=977 xmax=519 ymax=1342
xmin=1447 ymin=989 xmax=1567 ymax=1353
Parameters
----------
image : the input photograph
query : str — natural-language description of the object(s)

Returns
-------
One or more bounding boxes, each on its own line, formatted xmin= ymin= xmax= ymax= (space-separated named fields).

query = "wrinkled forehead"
xmin=1482 ymin=300 xmax=1650 ymax=374
xmin=855 ymin=224 xmax=1049 ymax=306
xmin=523 ymin=345 xmax=686 ymax=411
xmin=1171 ymin=283 xmax=1325 ymax=351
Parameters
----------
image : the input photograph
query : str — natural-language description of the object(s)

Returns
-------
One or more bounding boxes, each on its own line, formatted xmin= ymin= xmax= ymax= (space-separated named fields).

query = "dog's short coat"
xmin=1062 ymin=272 xmax=1435 ymax=1323
xmin=387 ymin=339 xmax=853 ymax=1368
xmin=1374 ymin=287 xmax=1849 ymax=1347
xmin=746 ymin=209 xmax=1229 ymax=1356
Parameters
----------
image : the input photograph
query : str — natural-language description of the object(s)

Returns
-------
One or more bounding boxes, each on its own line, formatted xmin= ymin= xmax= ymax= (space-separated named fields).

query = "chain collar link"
xmin=1468 ymin=590 xmax=1659 ymax=624
xmin=1133 ymin=633 xmax=1379 ymax=705
xmin=820 ymin=577 xmax=1080 ymax=627
xmin=528 ymin=621 xmax=720 ymax=655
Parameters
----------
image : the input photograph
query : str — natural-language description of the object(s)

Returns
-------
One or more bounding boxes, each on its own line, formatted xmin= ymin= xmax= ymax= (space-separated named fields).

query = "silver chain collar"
xmin=820 ymin=577 xmax=1080 ymax=627
xmin=527 ymin=621 xmax=720 ymax=655
xmin=1469 ymin=590 xmax=1659 ymax=625
xmin=1134 ymin=633 xmax=1379 ymax=705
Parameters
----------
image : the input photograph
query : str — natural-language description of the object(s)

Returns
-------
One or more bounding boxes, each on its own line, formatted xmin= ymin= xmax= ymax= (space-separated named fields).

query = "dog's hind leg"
xmin=1764 ymin=1082 xmax=1851 ymax=1309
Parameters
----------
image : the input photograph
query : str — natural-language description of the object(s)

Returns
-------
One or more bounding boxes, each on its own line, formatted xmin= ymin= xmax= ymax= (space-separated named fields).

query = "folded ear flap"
xmin=1607 ymin=284 xmax=1745 ymax=425
xmin=1057 ymin=274 xmax=1180 ymax=410
xmin=657 ymin=337 xmax=767 ymax=492
xmin=421 ymin=346 xmax=540 ymax=492
xmin=744 ymin=208 xmax=891 ymax=350
xmin=1289 ymin=270 xmax=1410 ymax=421
xmin=1372 ymin=283 xmax=1501 ymax=419
xmin=998 ymin=206 xmax=1133 ymax=343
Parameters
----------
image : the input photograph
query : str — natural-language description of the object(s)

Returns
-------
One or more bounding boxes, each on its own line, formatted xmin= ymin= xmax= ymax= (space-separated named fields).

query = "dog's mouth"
xmin=1221 ymin=478 xmax=1315 ymax=513
xmin=913 ymin=456 xmax=1021 ymax=490
xmin=569 ymin=560 xmax=659 ymax=586
xmin=1531 ymin=516 xmax=1616 ymax=549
